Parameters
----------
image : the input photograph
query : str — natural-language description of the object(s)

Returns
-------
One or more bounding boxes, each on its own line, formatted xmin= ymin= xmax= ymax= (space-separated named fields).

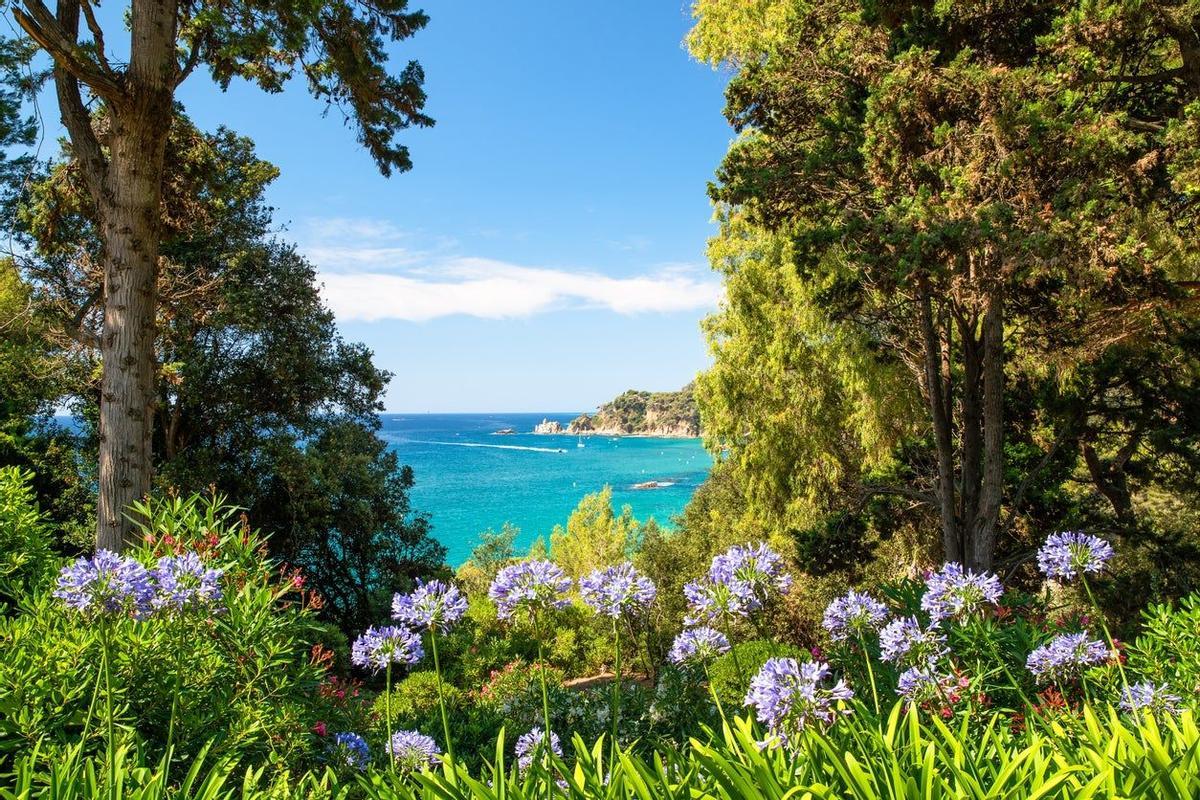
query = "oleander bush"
xmin=1 ymin=466 xmax=1198 ymax=799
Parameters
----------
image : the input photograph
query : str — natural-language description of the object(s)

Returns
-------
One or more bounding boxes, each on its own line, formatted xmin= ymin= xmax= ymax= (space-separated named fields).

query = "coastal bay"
xmin=378 ymin=412 xmax=712 ymax=565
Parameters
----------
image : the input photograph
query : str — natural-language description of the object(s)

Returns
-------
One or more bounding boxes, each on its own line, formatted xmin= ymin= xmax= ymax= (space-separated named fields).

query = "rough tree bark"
xmin=916 ymin=270 xmax=1005 ymax=571
xmin=967 ymin=287 xmax=1004 ymax=571
xmin=918 ymin=277 xmax=961 ymax=563
xmin=16 ymin=0 xmax=179 ymax=551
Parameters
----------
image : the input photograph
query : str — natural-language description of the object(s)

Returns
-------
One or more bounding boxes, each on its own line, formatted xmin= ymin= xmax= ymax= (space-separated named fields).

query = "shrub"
xmin=1129 ymin=593 xmax=1200 ymax=696
xmin=0 ymin=492 xmax=329 ymax=770
xmin=0 ymin=466 xmax=55 ymax=613
xmin=708 ymin=639 xmax=806 ymax=706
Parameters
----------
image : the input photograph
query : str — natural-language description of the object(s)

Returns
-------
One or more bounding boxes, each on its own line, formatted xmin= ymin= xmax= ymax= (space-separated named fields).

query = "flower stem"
xmin=100 ymin=621 xmax=115 ymax=800
xmin=703 ymin=663 xmax=728 ymax=731
xmin=532 ymin=614 xmax=554 ymax=799
xmin=430 ymin=630 xmax=456 ymax=771
xmin=609 ymin=619 xmax=621 ymax=769
xmin=857 ymin=634 xmax=880 ymax=716
xmin=385 ymin=662 xmax=394 ymax=777
xmin=721 ymin=615 xmax=745 ymax=686
xmin=1081 ymin=575 xmax=1129 ymax=691
xmin=165 ymin=623 xmax=183 ymax=765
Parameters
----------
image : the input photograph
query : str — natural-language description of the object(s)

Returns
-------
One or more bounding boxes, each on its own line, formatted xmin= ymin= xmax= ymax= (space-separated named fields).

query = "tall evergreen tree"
xmin=12 ymin=0 xmax=434 ymax=550
xmin=17 ymin=115 xmax=446 ymax=628
xmin=689 ymin=0 xmax=1200 ymax=572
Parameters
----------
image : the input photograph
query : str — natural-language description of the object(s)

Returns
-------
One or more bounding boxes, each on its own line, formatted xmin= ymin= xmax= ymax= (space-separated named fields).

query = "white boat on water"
xmin=576 ymin=437 xmax=585 ymax=448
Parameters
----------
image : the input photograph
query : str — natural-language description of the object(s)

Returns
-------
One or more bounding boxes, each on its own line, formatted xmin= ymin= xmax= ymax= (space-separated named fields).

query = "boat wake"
xmin=416 ymin=440 xmax=567 ymax=454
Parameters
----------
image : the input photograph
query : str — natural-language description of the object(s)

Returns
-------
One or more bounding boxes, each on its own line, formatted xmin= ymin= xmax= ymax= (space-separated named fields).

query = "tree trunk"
xmin=919 ymin=279 xmax=960 ymax=562
xmin=94 ymin=0 xmax=178 ymax=551
xmin=966 ymin=287 xmax=1004 ymax=571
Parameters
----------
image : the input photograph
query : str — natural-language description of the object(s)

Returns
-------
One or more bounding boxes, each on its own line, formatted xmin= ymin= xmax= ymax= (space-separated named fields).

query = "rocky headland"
xmin=534 ymin=384 xmax=700 ymax=438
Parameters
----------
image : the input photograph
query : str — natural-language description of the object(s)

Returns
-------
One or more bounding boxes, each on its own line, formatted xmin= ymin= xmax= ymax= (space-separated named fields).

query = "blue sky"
xmin=55 ymin=2 xmax=735 ymax=412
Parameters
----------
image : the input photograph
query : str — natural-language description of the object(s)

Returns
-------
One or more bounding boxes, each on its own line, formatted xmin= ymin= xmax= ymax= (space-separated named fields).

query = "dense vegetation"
xmin=1 ymin=468 xmax=1198 ymax=798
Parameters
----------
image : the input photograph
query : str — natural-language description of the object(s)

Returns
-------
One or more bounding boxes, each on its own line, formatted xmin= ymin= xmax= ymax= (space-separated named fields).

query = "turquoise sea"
xmin=378 ymin=413 xmax=712 ymax=565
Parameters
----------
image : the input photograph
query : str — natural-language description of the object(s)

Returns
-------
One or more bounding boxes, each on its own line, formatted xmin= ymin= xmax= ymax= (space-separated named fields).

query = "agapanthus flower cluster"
xmin=822 ymin=590 xmax=890 ymax=642
xmin=879 ymin=616 xmax=948 ymax=667
xmin=350 ymin=625 xmax=424 ymax=672
xmin=667 ymin=626 xmax=730 ymax=665
xmin=709 ymin=543 xmax=793 ymax=600
xmin=54 ymin=549 xmax=155 ymax=618
xmin=387 ymin=730 xmax=442 ymax=772
xmin=579 ymin=561 xmax=656 ymax=619
xmin=1026 ymin=632 xmax=1108 ymax=685
xmin=920 ymin=562 xmax=1003 ymax=622
xmin=488 ymin=560 xmax=572 ymax=620
xmin=744 ymin=658 xmax=853 ymax=744
xmin=514 ymin=727 xmax=562 ymax=772
xmin=896 ymin=666 xmax=955 ymax=705
xmin=391 ymin=579 xmax=468 ymax=632
xmin=1120 ymin=681 xmax=1182 ymax=717
xmin=327 ymin=732 xmax=370 ymax=771
xmin=150 ymin=552 xmax=223 ymax=613
xmin=1036 ymin=532 xmax=1114 ymax=583
xmin=683 ymin=577 xmax=758 ymax=625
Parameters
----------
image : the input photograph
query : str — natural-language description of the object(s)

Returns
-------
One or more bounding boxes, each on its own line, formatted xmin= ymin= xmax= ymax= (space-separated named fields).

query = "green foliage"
xmin=266 ymin=421 xmax=446 ymax=634
xmin=0 ymin=492 xmax=328 ymax=770
xmin=21 ymin=703 xmax=1196 ymax=799
xmin=708 ymin=639 xmax=806 ymax=707
xmin=549 ymin=487 xmax=640 ymax=579
xmin=1129 ymin=595 xmax=1200 ymax=697
xmin=456 ymin=524 xmax=520 ymax=597
xmin=686 ymin=0 xmax=1200 ymax=579
xmin=0 ymin=467 xmax=54 ymax=612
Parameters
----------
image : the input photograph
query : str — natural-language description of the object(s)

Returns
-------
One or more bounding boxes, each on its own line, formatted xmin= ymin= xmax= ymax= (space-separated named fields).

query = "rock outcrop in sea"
xmin=533 ymin=419 xmax=564 ymax=434
xmin=559 ymin=384 xmax=701 ymax=438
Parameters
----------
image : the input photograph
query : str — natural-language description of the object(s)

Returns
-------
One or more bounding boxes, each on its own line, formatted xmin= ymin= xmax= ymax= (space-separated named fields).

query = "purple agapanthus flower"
xmin=150 ymin=552 xmax=223 ymax=613
xmin=744 ymin=658 xmax=853 ymax=744
xmin=351 ymin=625 xmax=424 ymax=672
xmin=54 ymin=550 xmax=154 ymax=618
xmin=920 ymin=562 xmax=1003 ymax=622
xmin=388 ymin=730 xmax=442 ymax=771
xmin=822 ymin=590 xmax=890 ymax=642
xmin=328 ymin=732 xmax=370 ymax=771
xmin=896 ymin=666 xmax=954 ymax=705
xmin=1121 ymin=681 xmax=1182 ymax=717
xmin=579 ymin=561 xmax=656 ymax=619
xmin=488 ymin=560 xmax=572 ymax=620
xmin=1026 ymin=632 xmax=1109 ymax=685
xmin=709 ymin=543 xmax=793 ymax=600
xmin=683 ymin=577 xmax=759 ymax=625
xmin=1036 ymin=532 xmax=1114 ymax=583
xmin=668 ymin=626 xmax=730 ymax=665
xmin=392 ymin=579 xmax=468 ymax=633
xmin=515 ymin=727 xmax=562 ymax=772
xmin=879 ymin=616 xmax=948 ymax=667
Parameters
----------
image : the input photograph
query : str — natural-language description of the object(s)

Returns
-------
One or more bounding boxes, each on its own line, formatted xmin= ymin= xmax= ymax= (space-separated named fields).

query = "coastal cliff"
xmin=564 ymin=384 xmax=700 ymax=438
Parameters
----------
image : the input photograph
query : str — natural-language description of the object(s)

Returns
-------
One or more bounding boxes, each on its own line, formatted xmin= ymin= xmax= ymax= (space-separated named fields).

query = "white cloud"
xmin=298 ymin=218 xmax=722 ymax=322
xmin=320 ymin=258 xmax=722 ymax=322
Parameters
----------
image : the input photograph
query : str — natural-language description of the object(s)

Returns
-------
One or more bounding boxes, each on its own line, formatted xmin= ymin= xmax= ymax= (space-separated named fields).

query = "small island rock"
xmin=533 ymin=419 xmax=564 ymax=434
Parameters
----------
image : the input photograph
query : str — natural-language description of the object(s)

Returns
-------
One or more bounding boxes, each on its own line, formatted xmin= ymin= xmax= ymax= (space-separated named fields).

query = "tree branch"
xmin=1092 ymin=67 xmax=1185 ymax=85
xmin=175 ymin=35 xmax=203 ymax=87
xmin=12 ymin=0 xmax=123 ymax=100
xmin=77 ymin=0 xmax=116 ymax=78
xmin=41 ymin=0 xmax=110 ymax=213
